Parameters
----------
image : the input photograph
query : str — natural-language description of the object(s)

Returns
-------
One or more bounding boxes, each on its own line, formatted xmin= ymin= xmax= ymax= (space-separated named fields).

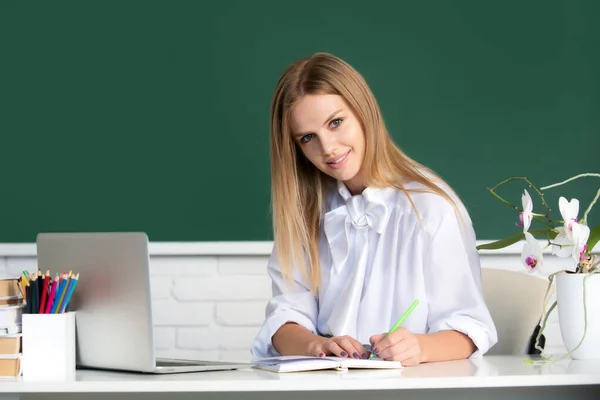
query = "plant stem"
xmin=582 ymin=188 xmax=600 ymax=225
xmin=533 ymin=270 xmax=568 ymax=359
xmin=540 ymin=173 xmax=600 ymax=190
xmin=487 ymin=187 xmax=519 ymax=211
xmin=489 ymin=177 xmax=554 ymax=227
xmin=490 ymin=177 xmax=551 ymax=210
xmin=486 ymin=187 xmax=554 ymax=228
xmin=535 ymin=301 xmax=556 ymax=357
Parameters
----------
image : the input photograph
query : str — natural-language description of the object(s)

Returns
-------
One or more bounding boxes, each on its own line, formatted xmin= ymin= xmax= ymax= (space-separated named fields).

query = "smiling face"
xmin=289 ymin=94 xmax=366 ymax=195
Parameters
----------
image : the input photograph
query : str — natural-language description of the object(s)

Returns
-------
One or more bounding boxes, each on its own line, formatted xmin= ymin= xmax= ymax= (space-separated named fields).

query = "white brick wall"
xmin=0 ymin=242 xmax=577 ymax=363
xmin=148 ymin=254 xmax=271 ymax=362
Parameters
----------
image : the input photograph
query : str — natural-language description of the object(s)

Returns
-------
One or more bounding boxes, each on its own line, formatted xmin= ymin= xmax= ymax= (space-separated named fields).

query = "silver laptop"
xmin=36 ymin=232 xmax=251 ymax=374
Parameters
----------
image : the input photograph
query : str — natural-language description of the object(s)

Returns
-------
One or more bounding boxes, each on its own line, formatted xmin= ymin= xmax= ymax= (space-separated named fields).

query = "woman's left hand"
xmin=369 ymin=328 xmax=423 ymax=366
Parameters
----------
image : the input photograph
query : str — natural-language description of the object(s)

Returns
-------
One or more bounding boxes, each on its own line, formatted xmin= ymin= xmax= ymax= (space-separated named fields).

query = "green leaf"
xmin=587 ymin=224 xmax=600 ymax=254
xmin=530 ymin=229 xmax=558 ymax=241
xmin=475 ymin=229 xmax=558 ymax=251
xmin=476 ymin=232 xmax=524 ymax=250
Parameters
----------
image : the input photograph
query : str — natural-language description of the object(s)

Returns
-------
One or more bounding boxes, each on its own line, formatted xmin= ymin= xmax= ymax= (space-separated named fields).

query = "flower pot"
xmin=556 ymin=273 xmax=600 ymax=360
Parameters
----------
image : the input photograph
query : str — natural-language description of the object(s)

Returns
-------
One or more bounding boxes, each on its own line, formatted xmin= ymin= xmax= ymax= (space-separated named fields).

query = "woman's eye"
xmin=330 ymin=118 xmax=343 ymax=129
xmin=300 ymin=133 xmax=315 ymax=144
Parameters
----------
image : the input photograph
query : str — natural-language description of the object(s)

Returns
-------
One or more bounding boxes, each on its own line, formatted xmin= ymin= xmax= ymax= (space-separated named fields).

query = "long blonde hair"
xmin=270 ymin=52 xmax=460 ymax=293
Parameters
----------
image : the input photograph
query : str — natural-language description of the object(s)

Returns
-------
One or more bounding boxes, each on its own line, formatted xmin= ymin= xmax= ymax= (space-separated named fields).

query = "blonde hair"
xmin=270 ymin=52 xmax=461 ymax=293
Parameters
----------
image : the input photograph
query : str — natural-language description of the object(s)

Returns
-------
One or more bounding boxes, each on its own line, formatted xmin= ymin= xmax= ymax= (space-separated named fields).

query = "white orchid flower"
xmin=557 ymin=196 xmax=590 ymax=265
xmin=551 ymin=226 xmax=573 ymax=258
xmin=521 ymin=232 xmax=544 ymax=272
xmin=519 ymin=189 xmax=533 ymax=232
xmin=558 ymin=196 xmax=580 ymax=241
xmin=571 ymin=222 xmax=591 ymax=265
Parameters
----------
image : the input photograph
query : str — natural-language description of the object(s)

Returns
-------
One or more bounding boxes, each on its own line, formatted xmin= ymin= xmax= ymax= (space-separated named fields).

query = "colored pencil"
xmin=18 ymin=277 xmax=26 ymax=301
xmin=39 ymin=269 xmax=50 ymax=314
xmin=25 ymin=281 xmax=31 ymax=314
xmin=30 ymin=273 xmax=38 ymax=314
xmin=20 ymin=269 xmax=80 ymax=314
xmin=44 ymin=274 xmax=59 ymax=314
xmin=59 ymin=273 xmax=79 ymax=313
xmin=37 ymin=270 xmax=43 ymax=300
xmin=52 ymin=273 xmax=69 ymax=314
xmin=370 ymin=299 xmax=419 ymax=359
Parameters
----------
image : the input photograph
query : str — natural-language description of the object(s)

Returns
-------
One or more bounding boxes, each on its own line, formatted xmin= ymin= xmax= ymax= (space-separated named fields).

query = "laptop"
xmin=35 ymin=232 xmax=251 ymax=374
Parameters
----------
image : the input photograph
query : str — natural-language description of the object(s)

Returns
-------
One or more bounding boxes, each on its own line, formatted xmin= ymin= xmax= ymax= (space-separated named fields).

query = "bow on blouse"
xmin=324 ymin=186 xmax=391 ymax=274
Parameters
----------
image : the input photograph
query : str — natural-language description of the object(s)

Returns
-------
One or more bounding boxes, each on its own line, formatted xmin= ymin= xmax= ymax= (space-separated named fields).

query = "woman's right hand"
xmin=308 ymin=335 xmax=370 ymax=359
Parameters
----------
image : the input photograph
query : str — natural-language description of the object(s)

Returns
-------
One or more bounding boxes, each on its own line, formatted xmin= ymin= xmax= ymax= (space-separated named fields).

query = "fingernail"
xmin=340 ymin=351 xmax=348 ymax=357
xmin=373 ymin=348 xmax=379 ymax=354
xmin=353 ymin=352 xmax=359 ymax=359
xmin=318 ymin=353 xmax=325 ymax=357
xmin=362 ymin=353 xmax=368 ymax=359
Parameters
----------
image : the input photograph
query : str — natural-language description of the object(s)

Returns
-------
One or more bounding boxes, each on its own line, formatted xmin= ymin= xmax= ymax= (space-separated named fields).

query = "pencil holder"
xmin=21 ymin=312 xmax=76 ymax=381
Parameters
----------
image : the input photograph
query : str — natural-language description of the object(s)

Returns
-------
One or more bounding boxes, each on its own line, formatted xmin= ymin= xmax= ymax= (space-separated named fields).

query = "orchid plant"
xmin=476 ymin=173 xmax=600 ymax=274
xmin=476 ymin=173 xmax=600 ymax=360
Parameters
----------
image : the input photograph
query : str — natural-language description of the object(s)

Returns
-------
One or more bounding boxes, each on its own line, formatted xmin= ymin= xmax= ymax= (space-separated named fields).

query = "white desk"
xmin=1 ymin=356 xmax=599 ymax=400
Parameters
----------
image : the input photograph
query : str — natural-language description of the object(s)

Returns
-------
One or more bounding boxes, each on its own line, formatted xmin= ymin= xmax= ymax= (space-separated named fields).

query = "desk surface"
xmin=2 ymin=356 xmax=600 ymax=393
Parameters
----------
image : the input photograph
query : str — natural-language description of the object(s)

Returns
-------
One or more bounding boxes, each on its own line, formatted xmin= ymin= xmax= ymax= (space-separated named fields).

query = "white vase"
xmin=556 ymin=273 xmax=600 ymax=359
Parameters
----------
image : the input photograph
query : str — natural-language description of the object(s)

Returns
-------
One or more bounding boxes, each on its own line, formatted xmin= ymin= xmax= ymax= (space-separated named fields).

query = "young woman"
xmin=251 ymin=52 xmax=497 ymax=366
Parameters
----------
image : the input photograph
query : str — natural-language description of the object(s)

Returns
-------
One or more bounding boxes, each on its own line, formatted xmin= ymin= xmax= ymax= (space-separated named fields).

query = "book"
xmin=0 ymin=334 xmax=21 ymax=354
xmin=0 ymin=325 xmax=21 ymax=335
xmin=0 ymin=304 xmax=25 ymax=327
xmin=0 ymin=354 xmax=21 ymax=378
xmin=0 ymin=278 xmax=21 ymax=299
xmin=0 ymin=297 xmax=23 ymax=307
xmin=253 ymin=355 xmax=403 ymax=373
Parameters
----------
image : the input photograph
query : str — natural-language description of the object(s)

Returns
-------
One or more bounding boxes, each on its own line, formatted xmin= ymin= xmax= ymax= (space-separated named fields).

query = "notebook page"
xmin=254 ymin=358 xmax=341 ymax=373
xmin=330 ymin=357 xmax=403 ymax=369
xmin=256 ymin=355 xmax=321 ymax=362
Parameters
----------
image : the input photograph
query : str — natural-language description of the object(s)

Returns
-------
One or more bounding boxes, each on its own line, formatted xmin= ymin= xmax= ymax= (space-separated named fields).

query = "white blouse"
xmin=251 ymin=179 xmax=498 ymax=361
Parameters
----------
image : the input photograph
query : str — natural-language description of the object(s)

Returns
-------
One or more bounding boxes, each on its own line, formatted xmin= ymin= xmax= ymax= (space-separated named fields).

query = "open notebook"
xmin=253 ymin=355 xmax=403 ymax=373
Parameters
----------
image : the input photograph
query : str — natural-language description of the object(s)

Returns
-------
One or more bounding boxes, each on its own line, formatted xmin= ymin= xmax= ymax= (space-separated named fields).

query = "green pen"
xmin=370 ymin=299 xmax=419 ymax=359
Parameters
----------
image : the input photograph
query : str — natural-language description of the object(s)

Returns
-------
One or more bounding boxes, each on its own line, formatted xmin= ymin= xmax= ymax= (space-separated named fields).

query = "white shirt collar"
xmin=336 ymin=180 xmax=353 ymax=202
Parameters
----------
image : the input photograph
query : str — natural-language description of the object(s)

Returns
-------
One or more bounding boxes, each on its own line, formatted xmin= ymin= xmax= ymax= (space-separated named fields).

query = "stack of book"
xmin=0 ymin=276 xmax=25 ymax=378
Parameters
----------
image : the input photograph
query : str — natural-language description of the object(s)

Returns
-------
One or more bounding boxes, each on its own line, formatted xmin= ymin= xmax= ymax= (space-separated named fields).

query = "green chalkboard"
xmin=1 ymin=0 xmax=598 ymax=242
